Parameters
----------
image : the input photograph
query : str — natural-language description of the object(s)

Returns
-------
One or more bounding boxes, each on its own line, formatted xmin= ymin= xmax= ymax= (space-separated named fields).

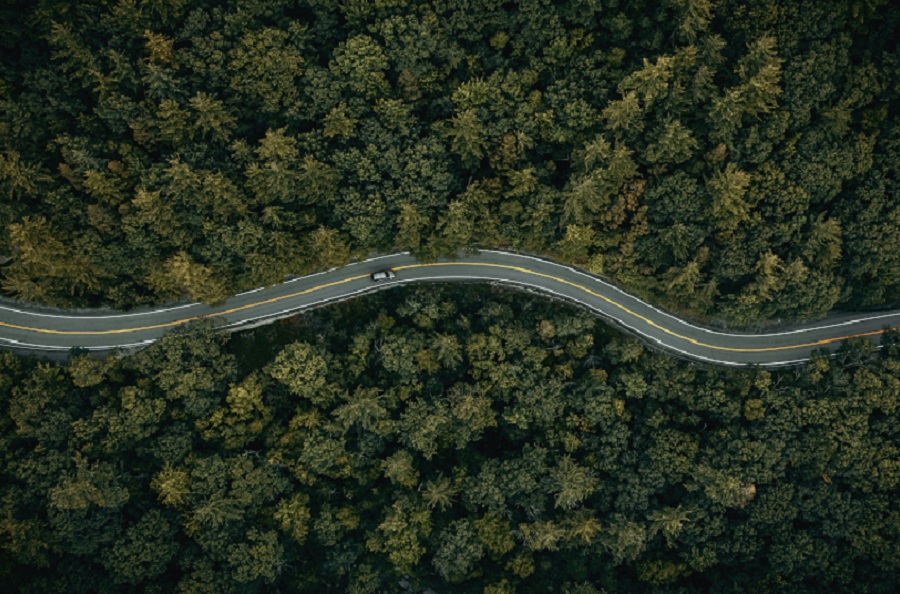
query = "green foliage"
xmin=2 ymin=285 xmax=898 ymax=592
xmin=266 ymin=341 xmax=335 ymax=406
xmin=100 ymin=510 xmax=178 ymax=585
xmin=0 ymin=0 xmax=896 ymax=326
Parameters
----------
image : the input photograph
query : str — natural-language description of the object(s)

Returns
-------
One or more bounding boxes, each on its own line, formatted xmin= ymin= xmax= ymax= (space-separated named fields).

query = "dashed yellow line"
xmin=0 ymin=262 xmax=894 ymax=354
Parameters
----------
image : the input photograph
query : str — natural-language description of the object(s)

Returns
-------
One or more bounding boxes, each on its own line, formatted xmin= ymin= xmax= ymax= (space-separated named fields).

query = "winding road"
xmin=1 ymin=250 xmax=898 ymax=366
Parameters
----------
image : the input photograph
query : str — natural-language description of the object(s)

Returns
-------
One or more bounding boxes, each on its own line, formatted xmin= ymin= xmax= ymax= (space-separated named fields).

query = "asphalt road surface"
xmin=1 ymin=250 xmax=898 ymax=366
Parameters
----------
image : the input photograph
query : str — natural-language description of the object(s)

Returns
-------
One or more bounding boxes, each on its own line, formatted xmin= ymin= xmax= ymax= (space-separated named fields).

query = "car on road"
xmin=370 ymin=269 xmax=396 ymax=281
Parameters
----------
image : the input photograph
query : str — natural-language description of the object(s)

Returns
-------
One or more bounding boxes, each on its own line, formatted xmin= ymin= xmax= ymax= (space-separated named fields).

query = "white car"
xmin=370 ymin=269 xmax=396 ymax=281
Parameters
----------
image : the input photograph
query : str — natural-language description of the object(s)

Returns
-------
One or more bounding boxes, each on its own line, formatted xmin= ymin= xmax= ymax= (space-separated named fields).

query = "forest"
xmin=2 ymin=1 xmax=900 ymax=593
xmin=1 ymin=284 xmax=899 ymax=593
xmin=1 ymin=0 xmax=899 ymax=324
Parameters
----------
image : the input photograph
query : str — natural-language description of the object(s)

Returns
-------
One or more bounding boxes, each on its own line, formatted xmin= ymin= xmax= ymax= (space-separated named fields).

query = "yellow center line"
xmin=0 ymin=262 xmax=895 ymax=354
xmin=0 ymin=274 xmax=368 ymax=335
xmin=398 ymin=263 xmax=894 ymax=353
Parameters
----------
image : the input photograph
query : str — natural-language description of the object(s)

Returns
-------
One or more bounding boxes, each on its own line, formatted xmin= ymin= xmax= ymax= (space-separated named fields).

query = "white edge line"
xmin=2 ymin=273 xmax=884 ymax=366
xmin=0 ymin=338 xmax=153 ymax=351
xmin=0 ymin=252 xmax=411 ymax=320
xmin=0 ymin=300 xmax=201 ymax=319
xmin=0 ymin=250 xmax=895 ymax=365
xmin=479 ymin=250 xmax=900 ymax=338
xmin=217 ymin=275 xmax=837 ymax=368
xmin=235 ymin=287 xmax=264 ymax=297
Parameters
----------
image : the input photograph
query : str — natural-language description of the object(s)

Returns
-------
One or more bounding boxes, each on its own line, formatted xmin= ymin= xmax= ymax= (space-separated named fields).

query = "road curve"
xmin=1 ymin=250 xmax=898 ymax=366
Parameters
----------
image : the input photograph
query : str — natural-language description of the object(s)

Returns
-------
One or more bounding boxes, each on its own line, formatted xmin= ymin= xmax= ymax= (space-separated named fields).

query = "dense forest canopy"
xmin=1 ymin=0 xmax=899 ymax=325
xmin=1 ymin=284 xmax=898 ymax=593
xmin=2 ymin=2 xmax=900 ymax=593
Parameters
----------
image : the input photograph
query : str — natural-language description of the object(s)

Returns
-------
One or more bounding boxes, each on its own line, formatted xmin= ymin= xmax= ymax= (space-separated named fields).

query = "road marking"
xmin=1 ymin=262 xmax=896 ymax=358
xmin=235 ymin=287 xmax=265 ymax=297
xmin=396 ymin=263 xmax=897 ymax=353
xmin=0 ymin=253 xmax=410 ymax=317
xmin=479 ymin=250 xmax=900 ymax=338
xmin=0 ymin=276 xmax=825 ymax=365
xmin=0 ymin=274 xmax=369 ymax=335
